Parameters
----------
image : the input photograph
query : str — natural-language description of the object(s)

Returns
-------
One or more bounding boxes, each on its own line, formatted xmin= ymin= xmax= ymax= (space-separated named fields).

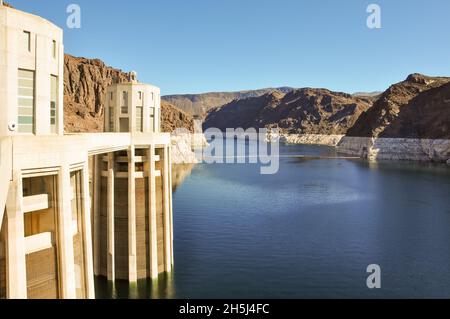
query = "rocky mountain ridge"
xmin=162 ymin=87 xmax=295 ymax=117
xmin=203 ymin=74 xmax=450 ymax=139
xmin=203 ymin=88 xmax=373 ymax=135
xmin=347 ymin=74 xmax=450 ymax=139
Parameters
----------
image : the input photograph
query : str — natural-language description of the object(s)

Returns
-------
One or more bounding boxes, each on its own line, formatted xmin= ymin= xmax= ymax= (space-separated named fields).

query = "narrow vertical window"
xmin=23 ymin=31 xmax=31 ymax=52
xmin=121 ymin=91 xmax=128 ymax=114
xmin=52 ymin=40 xmax=57 ymax=58
xmin=18 ymin=69 xmax=35 ymax=133
xmin=136 ymin=106 xmax=143 ymax=132
xmin=149 ymin=107 xmax=155 ymax=132
xmin=50 ymin=75 xmax=58 ymax=133
xmin=110 ymin=92 xmax=113 ymax=101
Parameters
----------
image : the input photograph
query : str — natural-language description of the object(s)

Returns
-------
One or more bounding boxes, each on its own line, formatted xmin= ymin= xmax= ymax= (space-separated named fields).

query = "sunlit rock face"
xmin=347 ymin=74 xmax=450 ymax=140
xmin=337 ymin=137 xmax=450 ymax=163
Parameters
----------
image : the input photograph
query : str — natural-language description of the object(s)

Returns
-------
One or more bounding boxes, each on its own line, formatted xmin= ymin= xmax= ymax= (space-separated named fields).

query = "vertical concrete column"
xmin=107 ymin=153 xmax=115 ymax=282
xmin=57 ymin=43 xmax=65 ymax=136
xmin=5 ymin=171 xmax=27 ymax=299
xmin=93 ymin=155 xmax=101 ymax=276
xmin=168 ymin=145 xmax=174 ymax=266
xmin=143 ymin=92 xmax=149 ymax=133
xmin=147 ymin=145 xmax=158 ymax=279
xmin=128 ymin=146 xmax=137 ymax=282
xmin=129 ymin=88 xmax=135 ymax=132
xmin=162 ymin=146 xmax=172 ymax=272
xmin=57 ymin=164 xmax=77 ymax=299
xmin=82 ymin=162 xmax=95 ymax=298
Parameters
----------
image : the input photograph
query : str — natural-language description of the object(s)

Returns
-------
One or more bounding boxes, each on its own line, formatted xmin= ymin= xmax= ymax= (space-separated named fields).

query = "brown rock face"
xmin=64 ymin=54 xmax=129 ymax=132
xmin=347 ymin=74 xmax=450 ymax=139
xmin=2 ymin=2 xmax=13 ymax=8
xmin=203 ymin=88 xmax=372 ymax=134
xmin=161 ymin=100 xmax=194 ymax=133
xmin=63 ymin=54 xmax=193 ymax=133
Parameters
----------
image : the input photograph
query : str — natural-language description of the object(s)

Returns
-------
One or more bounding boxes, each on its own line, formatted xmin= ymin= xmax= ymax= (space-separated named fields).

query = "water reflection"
xmin=94 ymin=272 xmax=175 ymax=299
xmin=96 ymin=143 xmax=450 ymax=299
xmin=172 ymin=164 xmax=195 ymax=192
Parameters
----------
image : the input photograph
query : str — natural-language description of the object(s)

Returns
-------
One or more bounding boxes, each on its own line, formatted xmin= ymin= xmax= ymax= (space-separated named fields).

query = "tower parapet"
xmin=105 ymin=79 xmax=161 ymax=134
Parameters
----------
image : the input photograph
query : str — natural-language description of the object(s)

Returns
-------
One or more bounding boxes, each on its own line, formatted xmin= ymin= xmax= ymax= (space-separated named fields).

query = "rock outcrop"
xmin=170 ymin=133 xmax=199 ymax=164
xmin=203 ymin=88 xmax=372 ymax=135
xmin=282 ymin=134 xmax=345 ymax=147
xmin=347 ymin=74 xmax=450 ymax=139
xmin=2 ymin=1 xmax=13 ymax=8
xmin=337 ymin=137 xmax=450 ymax=163
xmin=64 ymin=54 xmax=129 ymax=133
xmin=161 ymin=100 xmax=194 ymax=133
xmin=336 ymin=74 xmax=450 ymax=163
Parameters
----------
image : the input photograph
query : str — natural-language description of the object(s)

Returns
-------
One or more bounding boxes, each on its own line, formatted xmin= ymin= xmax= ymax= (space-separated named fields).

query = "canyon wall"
xmin=337 ymin=137 xmax=450 ymax=163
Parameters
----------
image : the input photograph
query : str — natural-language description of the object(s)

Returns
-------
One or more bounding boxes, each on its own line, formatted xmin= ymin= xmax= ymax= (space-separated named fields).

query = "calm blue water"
xmin=96 ymin=142 xmax=450 ymax=299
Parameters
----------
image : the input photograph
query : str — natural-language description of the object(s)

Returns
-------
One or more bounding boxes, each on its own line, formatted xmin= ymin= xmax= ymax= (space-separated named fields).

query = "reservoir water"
xmin=95 ymin=142 xmax=450 ymax=299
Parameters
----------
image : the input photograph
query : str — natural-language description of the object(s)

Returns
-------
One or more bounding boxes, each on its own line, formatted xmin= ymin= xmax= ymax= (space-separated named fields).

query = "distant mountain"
xmin=162 ymin=87 xmax=295 ymax=117
xmin=203 ymin=74 xmax=450 ymax=139
xmin=347 ymin=74 xmax=450 ymax=139
xmin=203 ymin=88 xmax=372 ymax=135
xmin=352 ymin=91 xmax=382 ymax=101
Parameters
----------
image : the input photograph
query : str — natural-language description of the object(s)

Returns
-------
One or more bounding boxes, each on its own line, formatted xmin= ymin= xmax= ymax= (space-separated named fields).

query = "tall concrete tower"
xmin=105 ymin=73 xmax=161 ymax=133
xmin=0 ymin=4 xmax=94 ymax=300
xmin=0 ymin=3 xmax=64 ymax=136
xmin=93 ymin=77 xmax=173 ymax=283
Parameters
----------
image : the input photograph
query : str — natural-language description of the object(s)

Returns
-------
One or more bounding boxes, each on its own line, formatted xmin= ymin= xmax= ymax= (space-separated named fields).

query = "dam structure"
xmin=0 ymin=4 xmax=173 ymax=299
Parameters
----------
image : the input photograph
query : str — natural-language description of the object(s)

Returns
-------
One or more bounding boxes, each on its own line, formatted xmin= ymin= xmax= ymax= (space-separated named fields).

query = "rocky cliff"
xmin=203 ymin=88 xmax=372 ymax=135
xmin=161 ymin=100 xmax=194 ymax=133
xmin=64 ymin=54 xmax=129 ymax=132
xmin=63 ymin=54 xmax=194 ymax=133
xmin=347 ymin=74 xmax=450 ymax=139
xmin=162 ymin=87 xmax=294 ymax=117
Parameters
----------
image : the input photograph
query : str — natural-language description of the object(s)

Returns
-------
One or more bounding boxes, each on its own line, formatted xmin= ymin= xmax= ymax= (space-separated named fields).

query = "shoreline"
xmin=280 ymin=134 xmax=450 ymax=165
xmin=171 ymin=133 xmax=208 ymax=164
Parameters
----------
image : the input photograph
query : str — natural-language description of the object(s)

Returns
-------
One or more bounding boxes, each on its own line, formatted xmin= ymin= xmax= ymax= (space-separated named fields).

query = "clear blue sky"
xmin=9 ymin=0 xmax=450 ymax=95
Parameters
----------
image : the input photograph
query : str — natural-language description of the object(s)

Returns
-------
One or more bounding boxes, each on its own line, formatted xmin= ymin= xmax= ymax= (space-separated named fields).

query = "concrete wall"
xmin=25 ymin=247 xmax=58 ymax=299
xmin=0 ymin=6 xmax=64 ymax=136
xmin=0 ymin=215 xmax=5 ymax=299
xmin=113 ymin=177 xmax=129 ymax=280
